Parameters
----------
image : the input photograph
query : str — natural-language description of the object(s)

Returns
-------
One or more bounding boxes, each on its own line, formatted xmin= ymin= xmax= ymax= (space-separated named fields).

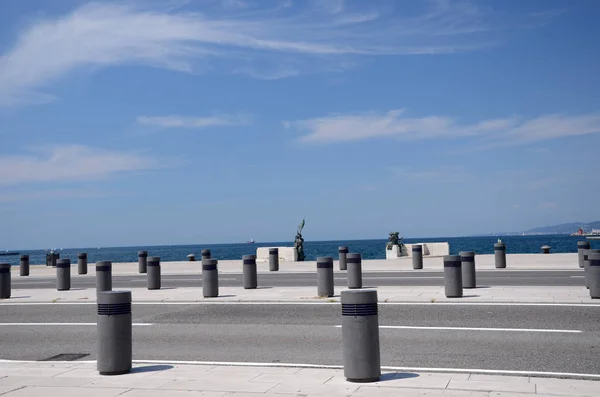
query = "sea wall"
xmin=256 ymin=247 xmax=297 ymax=262
xmin=386 ymin=242 xmax=450 ymax=259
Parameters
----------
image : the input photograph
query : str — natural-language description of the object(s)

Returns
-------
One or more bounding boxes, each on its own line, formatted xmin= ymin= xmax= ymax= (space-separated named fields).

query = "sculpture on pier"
xmin=386 ymin=232 xmax=405 ymax=251
xmin=294 ymin=219 xmax=306 ymax=261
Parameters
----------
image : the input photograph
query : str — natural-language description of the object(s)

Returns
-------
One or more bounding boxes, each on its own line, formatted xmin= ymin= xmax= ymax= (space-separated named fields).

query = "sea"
xmin=2 ymin=235 xmax=599 ymax=266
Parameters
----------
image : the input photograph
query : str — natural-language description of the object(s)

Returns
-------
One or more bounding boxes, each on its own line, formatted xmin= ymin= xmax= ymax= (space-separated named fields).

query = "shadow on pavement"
xmin=131 ymin=364 xmax=174 ymax=374
xmin=378 ymin=372 xmax=420 ymax=382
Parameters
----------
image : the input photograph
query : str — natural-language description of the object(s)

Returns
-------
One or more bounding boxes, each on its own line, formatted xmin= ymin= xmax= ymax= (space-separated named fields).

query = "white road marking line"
xmin=366 ymin=276 xmax=444 ymax=279
xmin=0 ymin=322 xmax=152 ymax=326
xmin=1 ymin=358 xmax=596 ymax=380
xmin=13 ymin=281 xmax=52 ymax=284
xmin=333 ymin=325 xmax=581 ymax=333
xmin=0 ymin=301 xmax=598 ymax=307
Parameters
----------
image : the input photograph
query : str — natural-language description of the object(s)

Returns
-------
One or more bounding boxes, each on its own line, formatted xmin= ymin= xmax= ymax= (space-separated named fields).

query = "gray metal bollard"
xmin=56 ymin=259 xmax=71 ymax=291
xmin=588 ymin=252 xmax=600 ymax=299
xmin=201 ymin=249 xmax=211 ymax=261
xmin=347 ymin=253 xmax=362 ymax=289
xmin=584 ymin=249 xmax=600 ymax=290
xmin=339 ymin=246 xmax=349 ymax=271
xmin=78 ymin=253 xmax=88 ymax=275
xmin=97 ymin=291 xmax=132 ymax=375
xmin=138 ymin=251 xmax=148 ymax=274
xmin=243 ymin=254 xmax=257 ymax=289
xmin=578 ymin=241 xmax=591 ymax=268
xmin=96 ymin=261 xmax=112 ymax=294
xmin=443 ymin=255 xmax=463 ymax=298
xmin=147 ymin=256 xmax=161 ymax=290
xmin=0 ymin=263 xmax=10 ymax=299
xmin=50 ymin=252 xmax=58 ymax=267
xmin=317 ymin=257 xmax=334 ymax=297
xmin=341 ymin=289 xmax=381 ymax=383
xmin=460 ymin=251 xmax=476 ymax=289
xmin=541 ymin=245 xmax=551 ymax=254
xmin=20 ymin=255 xmax=29 ymax=276
xmin=494 ymin=243 xmax=506 ymax=268
xmin=269 ymin=248 xmax=279 ymax=271
xmin=412 ymin=245 xmax=423 ymax=269
xmin=187 ymin=254 xmax=195 ymax=261
xmin=202 ymin=258 xmax=219 ymax=298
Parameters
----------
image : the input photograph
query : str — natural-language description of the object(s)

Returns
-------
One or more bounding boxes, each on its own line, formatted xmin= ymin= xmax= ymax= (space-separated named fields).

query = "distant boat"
xmin=247 ymin=239 xmax=256 ymax=244
xmin=0 ymin=251 xmax=19 ymax=256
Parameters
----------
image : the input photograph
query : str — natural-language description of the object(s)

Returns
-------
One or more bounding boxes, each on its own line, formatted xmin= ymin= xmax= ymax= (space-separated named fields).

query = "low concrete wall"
xmin=256 ymin=247 xmax=297 ymax=262
xmin=386 ymin=242 xmax=450 ymax=259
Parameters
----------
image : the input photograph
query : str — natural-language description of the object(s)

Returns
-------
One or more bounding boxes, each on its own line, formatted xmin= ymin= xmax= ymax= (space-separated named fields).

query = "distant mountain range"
xmin=474 ymin=221 xmax=600 ymax=236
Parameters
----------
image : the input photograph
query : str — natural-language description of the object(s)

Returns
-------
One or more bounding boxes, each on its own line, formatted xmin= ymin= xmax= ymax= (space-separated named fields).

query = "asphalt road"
xmin=10 ymin=270 xmax=585 ymax=289
xmin=0 ymin=304 xmax=598 ymax=376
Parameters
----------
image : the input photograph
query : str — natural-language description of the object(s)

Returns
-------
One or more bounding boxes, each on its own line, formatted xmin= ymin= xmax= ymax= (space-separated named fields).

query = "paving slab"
xmin=0 ymin=362 xmax=598 ymax=397
xmin=13 ymin=253 xmax=581 ymax=278
xmin=1 ymin=285 xmax=596 ymax=305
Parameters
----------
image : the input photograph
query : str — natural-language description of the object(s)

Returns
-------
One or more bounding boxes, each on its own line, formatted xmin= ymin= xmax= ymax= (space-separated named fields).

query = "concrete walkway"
xmin=2 ymin=285 xmax=597 ymax=305
xmin=15 ymin=253 xmax=581 ymax=277
xmin=0 ymin=360 xmax=598 ymax=396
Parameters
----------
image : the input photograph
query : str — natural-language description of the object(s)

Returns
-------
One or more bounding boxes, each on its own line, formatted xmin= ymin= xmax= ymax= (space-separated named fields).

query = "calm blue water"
xmin=2 ymin=235 xmax=599 ymax=266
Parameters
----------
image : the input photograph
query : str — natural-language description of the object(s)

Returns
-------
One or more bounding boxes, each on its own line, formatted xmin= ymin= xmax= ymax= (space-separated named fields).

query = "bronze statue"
xmin=386 ymin=232 xmax=404 ymax=250
xmin=294 ymin=219 xmax=305 ymax=261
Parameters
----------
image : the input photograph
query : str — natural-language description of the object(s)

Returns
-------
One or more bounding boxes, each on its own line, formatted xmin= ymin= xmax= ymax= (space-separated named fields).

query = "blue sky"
xmin=1 ymin=0 xmax=599 ymax=249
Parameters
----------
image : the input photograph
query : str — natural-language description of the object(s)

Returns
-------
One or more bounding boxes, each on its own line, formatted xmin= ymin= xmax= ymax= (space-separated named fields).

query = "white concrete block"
xmin=386 ymin=245 xmax=403 ymax=259
xmin=256 ymin=247 xmax=297 ymax=262
xmin=386 ymin=243 xmax=450 ymax=259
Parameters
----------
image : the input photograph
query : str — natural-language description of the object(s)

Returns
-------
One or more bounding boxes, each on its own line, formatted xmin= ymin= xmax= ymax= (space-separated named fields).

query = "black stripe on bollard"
xmin=494 ymin=246 xmax=506 ymax=251
xmin=56 ymin=262 xmax=70 ymax=268
xmin=347 ymin=257 xmax=361 ymax=264
xmin=412 ymin=246 xmax=422 ymax=252
xmin=0 ymin=267 xmax=10 ymax=274
xmin=342 ymin=303 xmax=378 ymax=316
xmin=590 ymin=259 xmax=600 ymax=267
xmin=317 ymin=262 xmax=333 ymax=268
xmin=96 ymin=266 xmax=111 ymax=271
xmin=147 ymin=262 xmax=160 ymax=267
xmin=97 ymin=302 xmax=131 ymax=315
xmin=460 ymin=256 xmax=475 ymax=262
xmin=203 ymin=264 xmax=217 ymax=271
xmin=339 ymin=247 xmax=349 ymax=253
xmin=444 ymin=261 xmax=461 ymax=268
xmin=243 ymin=260 xmax=255 ymax=265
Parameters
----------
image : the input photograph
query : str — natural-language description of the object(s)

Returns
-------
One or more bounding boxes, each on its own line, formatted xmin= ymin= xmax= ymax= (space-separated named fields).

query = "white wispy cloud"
xmin=0 ymin=145 xmax=161 ymax=186
xmin=286 ymin=109 xmax=600 ymax=146
xmin=0 ymin=0 xmax=552 ymax=106
xmin=391 ymin=165 xmax=472 ymax=183
xmin=137 ymin=114 xmax=250 ymax=128
xmin=538 ymin=201 xmax=559 ymax=210
xmin=0 ymin=188 xmax=108 ymax=203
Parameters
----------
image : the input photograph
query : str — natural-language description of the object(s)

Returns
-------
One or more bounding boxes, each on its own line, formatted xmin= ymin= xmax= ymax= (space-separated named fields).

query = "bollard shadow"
xmin=6 ymin=296 xmax=32 ymax=299
xmin=377 ymin=372 xmax=420 ymax=382
xmin=208 ymin=295 xmax=237 ymax=299
xmin=158 ymin=287 xmax=177 ymax=290
xmin=473 ymin=286 xmax=491 ymax=289
xmin=130 ymin=365 xmax=174 ymax=374
xmin=255 ymin=286 xmax=273 ymax=290
xmin=462 ymin=295 xmax=481 ymax=298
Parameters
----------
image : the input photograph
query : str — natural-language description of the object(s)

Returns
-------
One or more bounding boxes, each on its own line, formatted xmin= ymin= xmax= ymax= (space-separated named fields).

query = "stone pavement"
xmin=0 ymin=361 xmax=597 ymax=396
xmin=2 ymin=285 xmax=597 ymax=305
xmin=17 ymin=254 xmax=580 ymax=277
